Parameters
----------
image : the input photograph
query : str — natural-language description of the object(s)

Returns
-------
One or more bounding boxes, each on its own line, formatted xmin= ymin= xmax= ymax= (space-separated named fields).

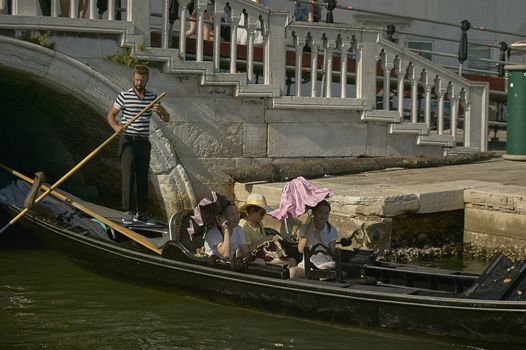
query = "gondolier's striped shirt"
xmin=113 ymin=88 xmax=158 ymax=137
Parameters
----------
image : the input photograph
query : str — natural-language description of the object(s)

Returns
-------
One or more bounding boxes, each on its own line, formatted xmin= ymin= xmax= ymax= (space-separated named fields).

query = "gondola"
xmin=1 ymin=179 xmax=525 ymax=347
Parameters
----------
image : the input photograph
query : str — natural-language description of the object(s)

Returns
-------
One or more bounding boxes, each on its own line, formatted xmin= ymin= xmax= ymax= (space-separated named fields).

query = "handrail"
xmin=290 ymin=0 xmax=526 ymax=38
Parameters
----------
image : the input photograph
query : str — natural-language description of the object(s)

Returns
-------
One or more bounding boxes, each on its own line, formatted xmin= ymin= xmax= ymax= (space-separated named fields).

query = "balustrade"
xmin=1 ymin=0 xmax=488 ymax=151
xmin=285 ymin=22 xmax=367 ymax=99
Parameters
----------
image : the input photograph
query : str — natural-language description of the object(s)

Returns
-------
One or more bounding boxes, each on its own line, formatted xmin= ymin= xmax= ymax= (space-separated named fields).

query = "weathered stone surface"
xmin=330 ymin=189 xmax=419 ymax=217
xmin=410 ymin=180 xmax=494 ymax=213
xmin=156 ymin=74 xmax=200 ymax=98
xmin=197 ymin=85 xmax=234 ymax=97
xmin=165 ymin=97 xmax=216 ymax=123
xmin=387 ymin=134 xmax=443 ymax=156
xmin=268 ymin=122 xmax=367 ymax=157
xmin=366 ymin=122 xmax=388 ymax=156
xmin=265 ymin=108 xmax=362 ymax=123
xmin=234 ymin=182 xmax=283 ymax=208
xmin=243 ymin=123 xmax=267 ymax=157
xmin=216 ymin=97 xmax=265 ymax=123
xmin=465 ymin=207 xmax=526 ymax=240
xmin=181 ymin=157 xmax=238 ymax=199
xmin=464 ymin=230 xmax=526 ymax=250
xmin=149 ymin=128 xmax=178 ymax=173
xmin=50 ymin=35 xmax=120 ymax=59
xmin=464 ymin=185 xmax=526 ymax=213
xmin=169 ymin=122 xmax=243 ymax=158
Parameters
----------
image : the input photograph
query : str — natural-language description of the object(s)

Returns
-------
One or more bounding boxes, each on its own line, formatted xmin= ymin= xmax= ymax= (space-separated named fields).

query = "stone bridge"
xmin=0 ymin=0 xmax=489 ymax=217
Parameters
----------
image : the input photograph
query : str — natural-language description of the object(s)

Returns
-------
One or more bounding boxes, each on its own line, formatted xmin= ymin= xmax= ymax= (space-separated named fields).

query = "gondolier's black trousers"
xmin=119 ymin=134 xmax=151 ymax=213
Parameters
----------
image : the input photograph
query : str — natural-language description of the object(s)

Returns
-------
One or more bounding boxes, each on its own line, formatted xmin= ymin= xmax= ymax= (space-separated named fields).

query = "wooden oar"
xmin=0 ymin=163 xmax=162 ymax=255
xmin=0 ymin=92 xmax=166 ymax=235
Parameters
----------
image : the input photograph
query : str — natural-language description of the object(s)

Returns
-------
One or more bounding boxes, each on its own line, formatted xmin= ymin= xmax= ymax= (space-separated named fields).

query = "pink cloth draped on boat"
xmin=268 ymin=177 xmax=334 ymax=220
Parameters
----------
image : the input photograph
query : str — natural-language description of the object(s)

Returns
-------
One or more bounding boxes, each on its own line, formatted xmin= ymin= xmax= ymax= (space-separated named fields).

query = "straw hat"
xmin=240 ymin=193 xmax=272 ymax=212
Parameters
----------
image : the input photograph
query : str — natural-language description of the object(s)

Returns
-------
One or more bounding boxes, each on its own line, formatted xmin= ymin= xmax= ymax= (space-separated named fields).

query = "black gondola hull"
xmin=6 ymin=206 xmax=524 ymax=348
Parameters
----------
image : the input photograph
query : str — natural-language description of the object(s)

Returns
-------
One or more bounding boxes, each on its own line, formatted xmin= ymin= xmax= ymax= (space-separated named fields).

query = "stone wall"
xmin=0 ymin=30 xmax=446 ymax=218
xmin=465 ymin=185 xmax=526 ymax=251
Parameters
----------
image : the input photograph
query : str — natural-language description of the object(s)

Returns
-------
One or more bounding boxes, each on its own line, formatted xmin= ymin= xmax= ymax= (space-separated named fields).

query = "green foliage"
xmin=106 ymin=47 xmax=149 ymax=67
xmin=21 ymin=31 xmax=55 ymax=50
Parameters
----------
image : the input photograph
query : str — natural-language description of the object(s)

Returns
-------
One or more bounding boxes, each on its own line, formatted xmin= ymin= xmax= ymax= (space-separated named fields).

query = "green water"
xmin=0 ymin=230 xmax=511 ymax=350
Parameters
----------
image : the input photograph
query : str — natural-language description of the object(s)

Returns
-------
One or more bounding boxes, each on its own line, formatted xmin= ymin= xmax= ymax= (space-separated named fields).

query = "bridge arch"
xmin=0 ymin=36 xmax=194 ymax=216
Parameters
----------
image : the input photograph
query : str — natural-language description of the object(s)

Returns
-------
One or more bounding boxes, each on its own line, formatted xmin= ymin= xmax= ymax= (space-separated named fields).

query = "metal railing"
xmin=287 ymin=0 xmax=524 ymax=78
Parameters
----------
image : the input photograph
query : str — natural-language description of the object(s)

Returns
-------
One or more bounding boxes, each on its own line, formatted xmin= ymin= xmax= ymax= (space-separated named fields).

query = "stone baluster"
xmin=260 ymin=16 xmax=269 ymax=84
xmin=356 ymin=41 xmax=378 ymax=110
xmin=178 ymin=0 xmax=190 ymax=60
xmin=246 ymin=19 xmax=257 ymax=83
xmin=448 ymin=83 xmax=461 ymax=138
xmin=213 ymin=7 xmax=222 ymax=71
xmin=460 ymin=89 xmax=471 ymax=146
xmin=89 ymin=0 xmax=96 ymax=19
xmin=51 ymin=0 xmax=59 ymax=17
xmin=69 ymin=0 xmax=78 ymax=18
xmin=108 ymin=0 xmax=115 ymax=20
xmin=195 ymin=1 xmax=207 ymax=62
xmin=319 ymin=35 xmax=327 ymax=97
xmin=394 ymin=56 xmax=409 ymax=120
xmin=128 ymin=0 xmax=150 ymax=46
xmin=420 ymin=70 xmax=433 ymax=128
xmin=434 ymin=76 xmax=447 ymax=135
xmin=408 ymin=63 xmax=420 ymax=123
xmin=340 ymin=41 xmax=351 ymax=98
xmin=380 ymin=50 xmax=395 ymax=110
xmin=230 ymin=11 xmax=241 ymax=73
xmin=293 ymin=32 xmax=305 ymax=97
xmin=310 ymin=41 xmax=321 ymax=97
xmin=161 ymin=0 xmax=170 ymax=49
xmin=324 ymin=39 xmax=336 ymax=98
xmin=265 ymin=10 xmax=287 ymax=93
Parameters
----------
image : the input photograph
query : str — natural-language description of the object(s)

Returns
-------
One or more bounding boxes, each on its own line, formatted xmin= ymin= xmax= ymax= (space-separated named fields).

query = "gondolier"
xmin=107 ymin=64 xmax=170 ymax=225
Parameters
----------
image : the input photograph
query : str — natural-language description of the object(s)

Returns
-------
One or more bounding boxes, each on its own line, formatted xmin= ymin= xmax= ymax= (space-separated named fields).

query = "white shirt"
xmin=299 ymin=223 xmax=338 ymax=248
xmin=204 ymin=226 xmax=246 ymax=259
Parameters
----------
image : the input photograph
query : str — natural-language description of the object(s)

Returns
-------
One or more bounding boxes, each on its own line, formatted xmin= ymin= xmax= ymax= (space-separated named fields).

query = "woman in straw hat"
xmin=239 ymin=194 xmax=296 ymax=267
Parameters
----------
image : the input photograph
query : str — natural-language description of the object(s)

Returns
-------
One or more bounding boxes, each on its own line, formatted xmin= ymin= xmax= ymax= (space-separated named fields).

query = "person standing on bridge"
xmin=107 ymin=65 xmax=170 ymax=225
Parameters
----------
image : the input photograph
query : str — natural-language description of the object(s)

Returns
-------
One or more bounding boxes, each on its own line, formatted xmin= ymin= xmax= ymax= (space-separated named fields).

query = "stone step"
xmin=270 ymin=96 xmax=366 ymax=110
xmin=168 ymin=61 xmax=215 ymax=75
xmin=235 ymin=180 xmax=493 ymax=218
xmin=237 ymin=84 xmax=280 ymax=97
xmin=390 ymin=122 xmax=429 ymax=135
xmin=446 ymin=146 xmax=481 ymax=154
xmin=202 ymin=72 xmax=248 ymax=85
xmin=361 ymin=109 xmax=401 ymax=123
xmin=134 ymin=47 xmax=178 ymax=62
xmin=417 ymin=134 xmax=455 ymax=147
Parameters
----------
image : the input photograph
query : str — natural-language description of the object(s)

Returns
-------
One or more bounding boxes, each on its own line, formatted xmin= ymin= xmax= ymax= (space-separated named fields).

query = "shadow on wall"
xmin=0 ymin=67 xmax=137 ymax=211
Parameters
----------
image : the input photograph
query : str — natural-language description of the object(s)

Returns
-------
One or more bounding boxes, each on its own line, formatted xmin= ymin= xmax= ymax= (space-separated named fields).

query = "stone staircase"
xmin=0 ymin=0 xmax=490 ymax=210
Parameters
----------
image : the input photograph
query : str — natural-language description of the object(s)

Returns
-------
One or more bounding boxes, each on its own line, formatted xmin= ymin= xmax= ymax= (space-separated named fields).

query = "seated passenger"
xmin=239 ymin=193 xmax=296 ymax=267
xmin=204 ymin=202 xmax=250 ymax=261
xmin=185 ymin=0 xmax=213 ymax=41
xmin=289 ymin=200 xmax=337 ymax=279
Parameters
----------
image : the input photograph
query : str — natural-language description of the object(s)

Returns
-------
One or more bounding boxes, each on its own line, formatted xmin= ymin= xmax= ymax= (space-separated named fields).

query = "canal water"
xmin=0 ymin=228 xmax=514 ymax=350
